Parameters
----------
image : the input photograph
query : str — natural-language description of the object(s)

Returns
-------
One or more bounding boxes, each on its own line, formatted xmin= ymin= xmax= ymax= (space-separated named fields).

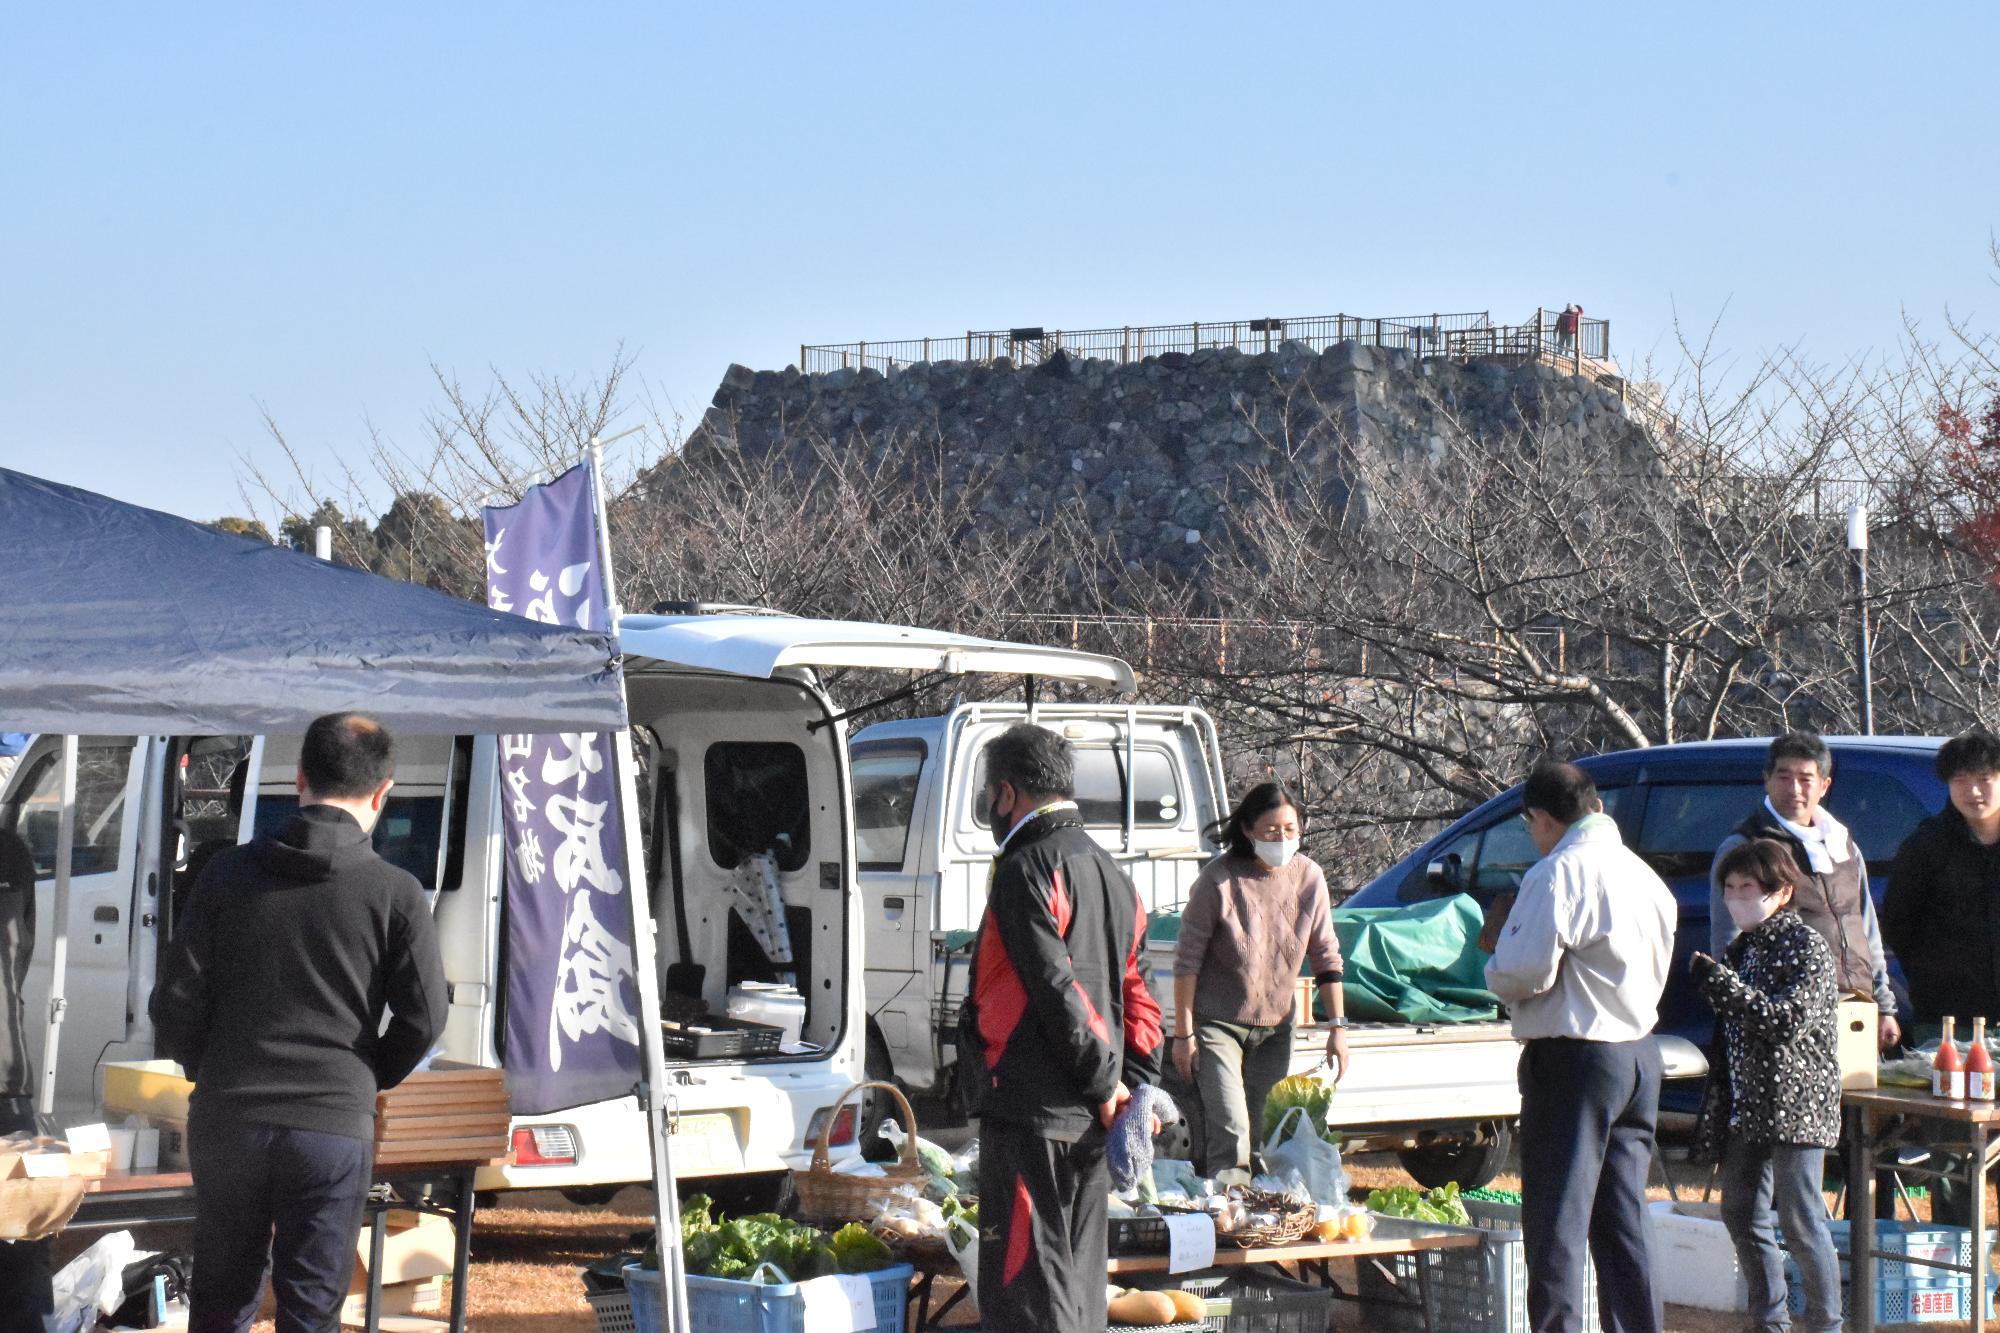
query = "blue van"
xmin=1341 ymin=737 xmax=1947 ymax=1055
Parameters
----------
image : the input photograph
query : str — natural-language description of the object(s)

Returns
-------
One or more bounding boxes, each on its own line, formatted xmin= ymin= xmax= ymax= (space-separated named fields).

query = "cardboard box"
xmin=1647 ymin=1200 xmax=1749 ymax=1312
xmin=340 ymin=1275 xmax=444 ymax=1325
xmin=1839 ymin=999 xmax=1881 ymax=1090
xmin=102 ymin=1060 xmax=195 ymax=1122
xmin=355 ymin=1210 xmax=456 ymax=1285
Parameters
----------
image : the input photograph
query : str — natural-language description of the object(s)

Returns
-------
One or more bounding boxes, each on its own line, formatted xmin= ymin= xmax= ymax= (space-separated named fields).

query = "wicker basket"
xmin=791 ymin=1080 xmax=928 ymax=1227
xmin=1220 ymin=1190 xmax=1316 ymax=1249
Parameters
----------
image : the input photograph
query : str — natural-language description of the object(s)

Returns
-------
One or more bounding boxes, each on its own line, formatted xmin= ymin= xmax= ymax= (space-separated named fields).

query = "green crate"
xmin=1357 ymin=1201 xmax=1598 ymax=1333
xmin=1133 ymin=1269 xmax=1333 ymax=1333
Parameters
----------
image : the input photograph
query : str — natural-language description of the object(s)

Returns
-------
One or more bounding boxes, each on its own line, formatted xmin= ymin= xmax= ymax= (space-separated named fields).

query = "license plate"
xmin=670 ymin=1112 xmax=744 ymax=1173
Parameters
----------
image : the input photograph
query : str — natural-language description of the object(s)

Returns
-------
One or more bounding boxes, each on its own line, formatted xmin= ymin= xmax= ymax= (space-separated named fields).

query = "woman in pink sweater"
xmin=1171 ymin=782 xmax=1348 ymax=1175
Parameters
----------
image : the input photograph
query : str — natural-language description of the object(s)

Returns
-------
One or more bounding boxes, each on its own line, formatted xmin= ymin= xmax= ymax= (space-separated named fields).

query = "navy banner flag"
xmin=483 ymin=463 xmax=642 ymax=1114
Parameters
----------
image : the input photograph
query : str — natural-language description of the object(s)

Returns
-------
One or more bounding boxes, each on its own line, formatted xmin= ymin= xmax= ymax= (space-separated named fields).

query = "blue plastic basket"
xmin=623 ymin=1262 xmax=914 ymax=1333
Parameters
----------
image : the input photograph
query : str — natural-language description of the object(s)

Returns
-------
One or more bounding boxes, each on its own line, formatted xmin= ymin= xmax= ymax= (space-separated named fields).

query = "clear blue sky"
xmin=3 ymin=2 xmax=1996 ymax=522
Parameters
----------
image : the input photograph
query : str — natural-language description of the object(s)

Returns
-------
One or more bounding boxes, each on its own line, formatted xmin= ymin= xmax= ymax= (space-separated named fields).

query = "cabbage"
xmin=1261 ymin=1073 xmax=1339 ymax=1145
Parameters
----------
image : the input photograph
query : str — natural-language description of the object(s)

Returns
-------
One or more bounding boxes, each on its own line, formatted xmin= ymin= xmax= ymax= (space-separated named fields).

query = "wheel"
xmin=1160 ymin=1063 xmax=1204 ymax=1172
xmin=701 ymin=1171 xmax=794 ymax=1217
xmin=560 ymin=1185 xmax=621 ymax=1207
xmin=1397 ymin=1121 xmax=1515 ymax=1191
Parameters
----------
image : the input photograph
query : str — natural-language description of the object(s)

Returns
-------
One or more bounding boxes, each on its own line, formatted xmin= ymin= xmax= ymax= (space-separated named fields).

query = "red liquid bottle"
xmin=1970 ymin=1018 xmax=1995 ymax=1101
xmin=1935 ymin=1016 xmax=1966 ymax=1100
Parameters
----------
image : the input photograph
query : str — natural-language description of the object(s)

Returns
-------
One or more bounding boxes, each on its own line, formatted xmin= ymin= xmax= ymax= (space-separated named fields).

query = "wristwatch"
xmin=1327 ymin=1017 xmax=1350 ymax=1029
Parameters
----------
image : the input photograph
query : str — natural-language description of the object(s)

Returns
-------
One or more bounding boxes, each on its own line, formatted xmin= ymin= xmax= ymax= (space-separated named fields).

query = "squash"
xmin=1166 ymin=1289 xmax=1207 ymax=1322
xmin=1107 ymin=1289 xmax=1178 ymax=1325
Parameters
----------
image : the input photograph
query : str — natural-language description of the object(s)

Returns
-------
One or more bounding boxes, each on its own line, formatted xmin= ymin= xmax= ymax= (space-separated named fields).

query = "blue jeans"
xmin=1719 ymin=1141 xmax=1842 ymax=1333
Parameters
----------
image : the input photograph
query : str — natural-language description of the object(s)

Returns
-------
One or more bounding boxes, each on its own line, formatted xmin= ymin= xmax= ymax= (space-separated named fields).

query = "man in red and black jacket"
xmin=959 ymin=723 xmax=1163 ymax=1333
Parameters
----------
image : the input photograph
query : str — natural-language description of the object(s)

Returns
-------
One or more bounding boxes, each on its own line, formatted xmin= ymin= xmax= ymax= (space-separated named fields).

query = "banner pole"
xmin=589 ymin=441 xmax=691 ymax=1332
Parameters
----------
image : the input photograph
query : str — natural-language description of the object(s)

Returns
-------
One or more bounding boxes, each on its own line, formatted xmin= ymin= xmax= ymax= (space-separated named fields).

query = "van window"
xmin=5 ymin=738 xmax=133 ymax=877
xmin=706 ymin=742 xmax=811 ymax=873
xmin=253 ymin=795 xmax=446 ymax=891
xmin=971 ymin=744 xmax=1183 ymax=829
xmin=1824 ymin=771 xmax=1934 ymax=865
xmin=1397 ymin=787 xmax=1633 ymax=903
xmin=851 ymin=743 xmax=925 ymax=870
xmin=1636 ymin=782 xmax=1762 ymax=877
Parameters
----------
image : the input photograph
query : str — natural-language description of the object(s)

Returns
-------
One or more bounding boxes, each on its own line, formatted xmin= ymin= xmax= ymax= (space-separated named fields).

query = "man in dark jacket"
xmin=0 ymin=824 xmax=55 ymax=1331
xmin=1709 ymin=731 xmax=1900 ymax=1051
xmin=962 ymin=723 xmax=1162 ymax=1333
xmin=1883 ymin=729 xmax=2000 ymax=1029
xmin=152 ymin=713 xmax=449 ymax=1333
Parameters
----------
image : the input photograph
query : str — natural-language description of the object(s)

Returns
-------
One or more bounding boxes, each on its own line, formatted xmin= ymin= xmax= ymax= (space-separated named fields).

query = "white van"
xmin=1 ymin=614 xmax=1133 ymax=1204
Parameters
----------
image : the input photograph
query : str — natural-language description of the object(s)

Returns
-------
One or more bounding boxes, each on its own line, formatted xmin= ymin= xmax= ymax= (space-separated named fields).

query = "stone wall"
xmin=686 ymin=340 xmax=1657 ymax=573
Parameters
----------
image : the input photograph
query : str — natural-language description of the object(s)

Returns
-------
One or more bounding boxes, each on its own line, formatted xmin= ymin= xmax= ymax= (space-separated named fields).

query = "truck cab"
xmin=851 ymin=702 xmax=1224 ymax=1102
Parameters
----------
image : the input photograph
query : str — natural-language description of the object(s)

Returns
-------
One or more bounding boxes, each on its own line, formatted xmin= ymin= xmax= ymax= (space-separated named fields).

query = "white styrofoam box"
xmin=1648 ymin=1201 xmax=1749 ymax=1313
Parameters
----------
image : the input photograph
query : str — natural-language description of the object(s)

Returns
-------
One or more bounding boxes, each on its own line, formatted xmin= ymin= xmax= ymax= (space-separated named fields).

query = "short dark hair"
xmin=300 ymin=712 xmax=396 ymax=799
xmin=1765 ymin=731 xmax=1832 ymax=779
xmin=1521 ymin=759 xmax=1597 ymax=825
xmin=1207 ymin=781 xmax=1301 ymax=858
xmin=1716 ymin=837 xmax=1803 ymax=898
xmin=984 ymin=723 xmax=1073 ymax=801
xmin=1937 ymin=730 xmax=2000 ymax=782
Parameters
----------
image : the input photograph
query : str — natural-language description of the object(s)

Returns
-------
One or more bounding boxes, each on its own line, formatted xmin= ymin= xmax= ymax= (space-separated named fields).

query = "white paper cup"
xmin=107 ymin=1127 xmax=136 ymax=1171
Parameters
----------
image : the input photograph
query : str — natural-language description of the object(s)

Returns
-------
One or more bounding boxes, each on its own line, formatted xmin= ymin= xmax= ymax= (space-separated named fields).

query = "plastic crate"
xmin=658 ymin=1014 xmax=783 ymax=1060
xmin=1356 ymin=1201 xmax=1598 ymax=1333
xmin=1785 ymin=1258 xmax=1997 ymax=1324
xmin=1827 ymin=1218 xmax=1975 ymax=1282
xmin=1141 ymin=1269 xmax=1331 ymax=1333
xmin=1108 ymin=1205 xmax=1208 ymax=1256
xmin=624 ymin=1262 xmax=914 ymax=1333
xmin=587 ymin=1288 xmax=637 ymax=1333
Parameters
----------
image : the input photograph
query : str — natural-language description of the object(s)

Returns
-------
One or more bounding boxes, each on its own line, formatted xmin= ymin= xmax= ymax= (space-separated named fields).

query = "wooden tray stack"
xmin=375 ymin=1064 xmax=510 ymax=1169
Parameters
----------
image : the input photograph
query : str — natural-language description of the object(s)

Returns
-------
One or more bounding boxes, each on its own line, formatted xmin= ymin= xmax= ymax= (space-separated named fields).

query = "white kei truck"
xmin=850 ymin=703 xmax=1529 ymax=1189
xmin=0 ymin=614 xmax=1139 ymax=1207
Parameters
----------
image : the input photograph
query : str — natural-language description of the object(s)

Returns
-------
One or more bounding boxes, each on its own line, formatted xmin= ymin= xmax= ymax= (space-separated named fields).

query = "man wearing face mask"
xmin=1483 ymin=759 xmax=1675 ymax=1333
xmin=1171 ymin=781 xmax=1346 ymax=1177
xmin=151 ymin=712 xmax=449 ymax=1333
xmin=958 ymin=723 xmax=1162 ymax=1333
xmin=1709 ymin=731 xmax=1900 ymax=1053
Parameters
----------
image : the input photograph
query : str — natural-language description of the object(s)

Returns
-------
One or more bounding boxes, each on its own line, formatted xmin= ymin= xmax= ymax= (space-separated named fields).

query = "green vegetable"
xmin=659 ymin=1196 xmax=854 ymax=1280
xmin=1261 ymin=1073 xmax=1340 ymax=1145
xmin=1366 ymin=1182 xmax=1470 ymax=1227
xmin=829 ymin=1222 xmax=895 ymax=1274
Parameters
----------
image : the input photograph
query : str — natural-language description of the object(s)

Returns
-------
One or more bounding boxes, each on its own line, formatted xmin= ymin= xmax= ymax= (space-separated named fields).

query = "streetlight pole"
xmin=1847 ymin=503 xmax=1874 ymax=735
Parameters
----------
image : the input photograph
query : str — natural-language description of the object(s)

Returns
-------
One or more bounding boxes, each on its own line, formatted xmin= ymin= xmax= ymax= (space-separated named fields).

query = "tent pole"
xmin=38 ymin=734 xmax=77 ymax=1118
xmin=591 ymin=439 xmax=691 ymax=1332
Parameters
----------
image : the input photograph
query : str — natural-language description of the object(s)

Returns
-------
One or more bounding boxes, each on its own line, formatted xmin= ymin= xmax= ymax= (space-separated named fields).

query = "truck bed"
xmin=1290 ymin=1019 xmax=1521 ymax=1129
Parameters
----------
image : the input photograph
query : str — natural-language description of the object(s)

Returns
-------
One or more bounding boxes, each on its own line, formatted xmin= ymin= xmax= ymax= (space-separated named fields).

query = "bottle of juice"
xmin=1935 ymin=1016 xmax=1966 ymax=1100
xmin=1970 ymin=1018 xmax=1995 ymax=1101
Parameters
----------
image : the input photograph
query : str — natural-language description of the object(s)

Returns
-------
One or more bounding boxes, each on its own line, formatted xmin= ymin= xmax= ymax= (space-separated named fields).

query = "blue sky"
xmin=2 ymin=2 xmax=1996 ymax=522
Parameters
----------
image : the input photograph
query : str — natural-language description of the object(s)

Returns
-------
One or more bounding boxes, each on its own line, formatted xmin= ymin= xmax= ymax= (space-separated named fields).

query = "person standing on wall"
xmin=1709 ymin=731 xmax=1901 ymax=1053
xmin=152 ymin=712 xmax=449 ymax=1333
xmin=1482 ymin=759 xmax=1675 ymax=1333
xmin=0 ymin=822 xmax=54 ymax=1331
xmin=1170 ymin=781 xmax=1347 ymax=1178
xmin=959 ymin=723 xmax=1163 ymax=1333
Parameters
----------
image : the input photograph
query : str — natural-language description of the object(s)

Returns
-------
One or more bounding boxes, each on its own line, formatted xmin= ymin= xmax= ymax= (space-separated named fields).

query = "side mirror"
xmin=1426 ymin=852 xmax=1465 ymax=893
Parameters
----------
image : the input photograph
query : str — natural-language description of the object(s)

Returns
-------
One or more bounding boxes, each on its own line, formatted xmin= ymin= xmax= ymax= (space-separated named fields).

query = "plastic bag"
xmin=52 ymin=1230 xmax=137 ymax=1333
xmin=1262 ymin=1105 xmax=1350 ymax=1205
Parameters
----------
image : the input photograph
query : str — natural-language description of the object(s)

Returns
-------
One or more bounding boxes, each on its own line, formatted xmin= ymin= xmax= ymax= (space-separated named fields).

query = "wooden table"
xmin=1846 ymin=1086 xmax=2000 ymax=1333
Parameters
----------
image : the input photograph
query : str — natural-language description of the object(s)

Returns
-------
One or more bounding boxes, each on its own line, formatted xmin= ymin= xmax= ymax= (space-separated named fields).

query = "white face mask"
xmin=1252 ymin=837 xmax=1300 ymax=869
xmin=1725 ymin=894 xmax=1779 ymax=933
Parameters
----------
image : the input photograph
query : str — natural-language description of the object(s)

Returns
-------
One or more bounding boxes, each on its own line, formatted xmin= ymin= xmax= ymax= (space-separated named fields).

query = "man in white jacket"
xmin=1483 ymin=760 xmax=1676 ymax=1333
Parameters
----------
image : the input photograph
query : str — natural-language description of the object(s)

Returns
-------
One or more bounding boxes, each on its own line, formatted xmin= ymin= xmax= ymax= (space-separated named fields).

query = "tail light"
xmin=805 ymin=1105 xmax=858 ymax=1149
xmin=511 ymin=1125 xmax=579 ymax=1166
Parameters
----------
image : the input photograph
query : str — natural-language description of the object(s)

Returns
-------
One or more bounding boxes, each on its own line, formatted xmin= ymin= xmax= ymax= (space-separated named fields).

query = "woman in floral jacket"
xmin=1692 ymin=837 xmax=1842 ymax=1333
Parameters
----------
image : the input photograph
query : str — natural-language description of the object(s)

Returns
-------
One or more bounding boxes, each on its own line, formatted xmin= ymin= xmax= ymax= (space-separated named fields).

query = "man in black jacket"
xmin=0 ymin=824 xmax=55 ymax=1331
xmin=962 ymin=723 xmax=1162 ymax=1333
xmin=152 ymin=713 xmax=449 ymax=1333
xmin=1883 ymin=729 xmax=2000 ymax=1031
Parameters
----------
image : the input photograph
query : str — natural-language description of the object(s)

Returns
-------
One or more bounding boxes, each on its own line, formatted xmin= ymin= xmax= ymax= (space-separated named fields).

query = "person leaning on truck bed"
xmin=958 ymin=722 xmax=1163 ymax=1333
xmin=151 ymin=711 xmax=449 ymax=1333
xmin=1481 ymin=758 xmax=1675 ymax=1333
xmin=1170 ymin=780 xmax=1347 ymax=1177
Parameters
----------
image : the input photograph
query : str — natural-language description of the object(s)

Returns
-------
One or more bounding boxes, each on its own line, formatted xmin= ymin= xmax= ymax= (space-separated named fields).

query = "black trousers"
xmin=188 ymin=1112 xmax=374 ymax=1333
xmin=977 ymin=1116 xmax=1109 ymax=1333
xmin=1518 ymin=1036 xmax=1663 ymax=1333
xmin=0 ymin=1098 xmax=55 ymax=1333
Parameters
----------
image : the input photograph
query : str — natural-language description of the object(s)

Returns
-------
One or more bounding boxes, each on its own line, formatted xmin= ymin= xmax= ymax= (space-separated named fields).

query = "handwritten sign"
xmin=1165 ymin=1211 xmax=1217 ymax=1274
xmin=796 ymin=1274 xmax=876 ymax=1331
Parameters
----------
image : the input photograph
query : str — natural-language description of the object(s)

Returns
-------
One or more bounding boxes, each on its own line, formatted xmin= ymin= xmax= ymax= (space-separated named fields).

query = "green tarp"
xmin=1149 ymin=895 xmax=1500 ymax=1025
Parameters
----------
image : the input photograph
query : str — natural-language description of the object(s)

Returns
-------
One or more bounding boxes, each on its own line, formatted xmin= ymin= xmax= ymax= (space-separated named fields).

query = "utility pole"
xmin=1847 ymin=504 xmax=1874 ymax=735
